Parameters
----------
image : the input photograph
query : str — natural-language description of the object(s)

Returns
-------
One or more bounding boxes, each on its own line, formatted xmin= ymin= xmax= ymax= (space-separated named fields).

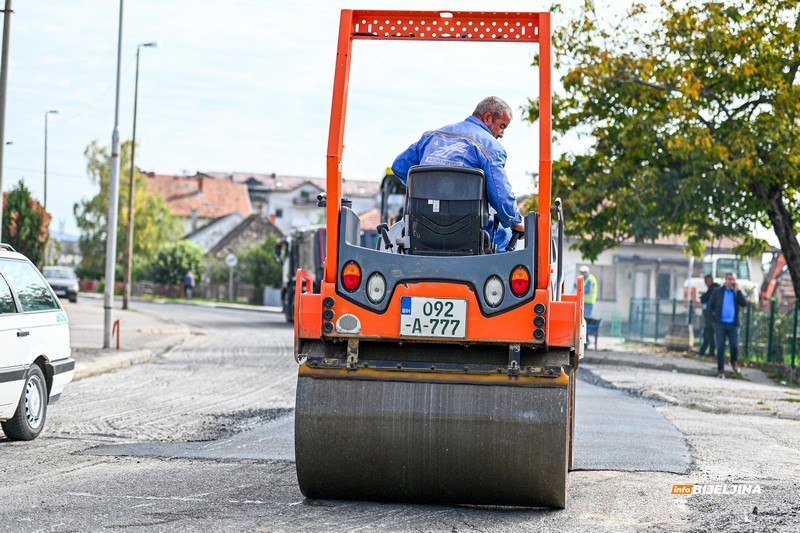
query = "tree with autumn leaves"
xmin=1 ymin=182 xmax=50 ymax=266
xmin=527 ymin=0 xmax=800 ymax=299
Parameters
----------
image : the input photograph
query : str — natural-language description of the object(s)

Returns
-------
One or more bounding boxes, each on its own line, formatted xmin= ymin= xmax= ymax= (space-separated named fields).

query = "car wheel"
xmin=69 ymin=294 xmax=78 ymax=303
xmin=1 ymin=365 xmax=48 ymax=441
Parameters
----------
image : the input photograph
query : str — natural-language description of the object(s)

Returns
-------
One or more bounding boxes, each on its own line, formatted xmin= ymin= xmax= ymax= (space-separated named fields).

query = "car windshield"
xmin=43 ymin=268 xmax=75 ymax=280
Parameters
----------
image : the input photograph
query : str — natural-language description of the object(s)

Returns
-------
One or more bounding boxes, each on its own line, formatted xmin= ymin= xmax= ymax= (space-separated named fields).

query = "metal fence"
xmin=131 ymin=281 xmax=258 ymax=303
xmin=627 ymin=298 xmax=799 ymax=367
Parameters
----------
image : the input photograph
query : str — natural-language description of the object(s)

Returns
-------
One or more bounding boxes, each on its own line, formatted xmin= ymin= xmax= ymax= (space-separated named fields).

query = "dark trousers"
xmin=699 ymin=316 xmax=715 ymax=356
xmin=715 ymin=322 xmax=739 ymax=373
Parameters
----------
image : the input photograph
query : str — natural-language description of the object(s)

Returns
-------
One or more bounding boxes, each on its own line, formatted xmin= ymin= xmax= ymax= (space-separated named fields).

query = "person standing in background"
xmin=698 ymin=274 xmax=720 ymax=357
xmin=579 ymin=265 xmax=598 ymax=319
xmin=183 ymin=270 xmax=196 ymax=299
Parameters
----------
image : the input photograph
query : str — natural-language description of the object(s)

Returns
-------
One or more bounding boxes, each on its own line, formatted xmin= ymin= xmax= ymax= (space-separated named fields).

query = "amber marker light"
xmin=510 ymin=266 xmax=530 ymax=297
xmin=341 ymin=261 xmax=362 ymax=292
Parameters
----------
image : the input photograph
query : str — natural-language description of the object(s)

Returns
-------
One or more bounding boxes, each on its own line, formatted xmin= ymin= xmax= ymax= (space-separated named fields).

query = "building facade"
xmin=201 ymin=171 xmax=380 ymax=234
xmin=562 ymin=236 xmax=765 ymax=321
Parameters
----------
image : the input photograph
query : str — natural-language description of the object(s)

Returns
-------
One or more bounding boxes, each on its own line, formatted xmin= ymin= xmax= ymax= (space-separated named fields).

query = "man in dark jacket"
xmin=698 ymin=274 xmax=720 ymax=357
xmin=708 ymin=272 xmax=748 ymax=378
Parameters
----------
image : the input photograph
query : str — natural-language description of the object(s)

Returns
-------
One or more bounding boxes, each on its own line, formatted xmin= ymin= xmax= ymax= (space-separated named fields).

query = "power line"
xmin=4 ymin=165 xmax=90 ymax=182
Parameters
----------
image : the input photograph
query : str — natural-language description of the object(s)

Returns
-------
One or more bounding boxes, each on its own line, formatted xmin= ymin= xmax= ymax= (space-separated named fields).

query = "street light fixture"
xmin=123 ymin=41 xmax=158 ymax=310
xmin=44 ymin=109 xmax=59 ymax=210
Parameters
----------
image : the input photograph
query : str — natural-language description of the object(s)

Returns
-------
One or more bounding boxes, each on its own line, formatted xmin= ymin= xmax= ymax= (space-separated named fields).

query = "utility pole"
xmin=123 ymin=41 xmax=158 ymax=310
xmin=43 ymin=109 xmax=59 ymax=210
xmin=0 ymin=0 xmax=13 ymax=241
xmin=104 ymin=0 xmax=124 ymax=348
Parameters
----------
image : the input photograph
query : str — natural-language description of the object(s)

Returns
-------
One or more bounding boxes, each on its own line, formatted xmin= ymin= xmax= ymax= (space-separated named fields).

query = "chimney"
xmin=191 ymin=208 xmax=198 ymax=232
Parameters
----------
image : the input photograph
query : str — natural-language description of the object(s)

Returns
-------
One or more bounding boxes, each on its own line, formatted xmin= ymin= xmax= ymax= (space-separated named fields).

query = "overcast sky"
xmin=1 ymin=0 xmax=780 ymax=249
xmin=2 ymin=0 xmax=557 ymax=237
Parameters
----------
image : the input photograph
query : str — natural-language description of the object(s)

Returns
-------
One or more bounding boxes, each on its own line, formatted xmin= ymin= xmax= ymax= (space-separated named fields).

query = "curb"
xmin=136 ymin=327 xmax=193 ymax=336
xmin=79 ymin=291 xmax=281 ymax=314
xmin=73 ymin=349 xmax=158 ymax=381
xmin=583 ymin=354 xmax=777 ymax=386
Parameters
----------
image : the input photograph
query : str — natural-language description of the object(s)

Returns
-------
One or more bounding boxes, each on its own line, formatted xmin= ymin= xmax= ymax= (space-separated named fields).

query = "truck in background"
xmin=275 ymin=225 xmax=378 ymax=322
xmin=683 ymin=253 xmax=759 ymax=303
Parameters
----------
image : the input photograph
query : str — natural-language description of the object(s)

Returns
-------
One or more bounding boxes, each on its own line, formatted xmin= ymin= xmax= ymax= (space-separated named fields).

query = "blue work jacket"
xmin=391 ymin=116 xmax=523 ymax=229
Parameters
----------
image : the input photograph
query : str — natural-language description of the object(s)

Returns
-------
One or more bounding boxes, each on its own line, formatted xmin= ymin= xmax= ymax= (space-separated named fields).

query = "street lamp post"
xmin=43 ymin=109 xmax=59 ymax=210
xmin=103 ymin=0 xmax=124 ymax=349
xmin=0 ymin=0 xmax=14 ymax=241
xmin=122 ymin=41 xmax=158 ymax=310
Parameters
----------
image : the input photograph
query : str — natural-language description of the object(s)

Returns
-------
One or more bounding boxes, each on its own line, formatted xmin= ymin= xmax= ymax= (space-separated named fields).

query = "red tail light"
xmin=341 ymin=261 xmax=362 ymax=292
xmin=510 ymin=266 xmax=530 ymax=297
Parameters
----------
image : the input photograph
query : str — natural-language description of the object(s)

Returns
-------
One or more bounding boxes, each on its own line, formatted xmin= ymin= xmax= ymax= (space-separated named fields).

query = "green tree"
xmin=2 ymin=181 xmax=50 ymax=266
xmin=73 ymin=140 xmax=182 ymax=280
xmin=526 ymin=0 xmax=800 ymax=298
xmin=239 ymin=236 xmax=283 ymax=304
xmin=204 ymin=256 xmax=232 ymax=285
xmin=149 ymin=241 xmax=204 ymax=285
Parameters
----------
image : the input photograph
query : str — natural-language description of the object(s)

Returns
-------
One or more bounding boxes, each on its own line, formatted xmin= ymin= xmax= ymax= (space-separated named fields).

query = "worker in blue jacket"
xmin=391 ymin=96 xmax=524 ymax=251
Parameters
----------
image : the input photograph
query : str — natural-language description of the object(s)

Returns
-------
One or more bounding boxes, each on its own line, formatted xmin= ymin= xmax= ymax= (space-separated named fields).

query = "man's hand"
xmin=511 ymin=221 xmax=525 ymax=233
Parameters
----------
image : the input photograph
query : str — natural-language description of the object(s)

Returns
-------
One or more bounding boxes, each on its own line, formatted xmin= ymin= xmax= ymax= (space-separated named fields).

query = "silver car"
xmin=42 ymin=265 xmax=79 ymax=303
xmin=0 ymin=244 xmax=75 ymax=440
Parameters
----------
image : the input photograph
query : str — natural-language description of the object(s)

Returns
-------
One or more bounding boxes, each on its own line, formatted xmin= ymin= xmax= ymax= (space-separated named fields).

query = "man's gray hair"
xmin=472 ymin=96 xmax=512 ymax=120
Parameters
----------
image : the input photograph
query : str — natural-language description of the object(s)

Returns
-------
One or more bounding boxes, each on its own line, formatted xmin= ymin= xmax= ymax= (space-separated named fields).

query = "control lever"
xmin=506 ymin=229 xmax=524 ymax=252
xmin=376 ymin=223 xmax=393 ymax=250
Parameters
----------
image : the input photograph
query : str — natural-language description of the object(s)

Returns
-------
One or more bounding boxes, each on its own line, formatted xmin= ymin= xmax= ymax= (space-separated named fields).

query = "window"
xmin=596 ymin=265 xmax=617 ymax=301
xmin=275 ymin=208 xmax=283 ymax=218
xmin=0 ymin=274 xmax=16 ymax=314
xmin=716 ymin=258 xmax=750 ymax=280
xmin=0 ymin=259 xmax=59 ymax=312
xmin=657 ymin=272 xmax=671 ymax=300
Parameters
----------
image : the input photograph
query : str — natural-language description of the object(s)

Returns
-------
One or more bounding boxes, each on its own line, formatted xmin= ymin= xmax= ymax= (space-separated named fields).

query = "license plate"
xmin=399 ymin=297 xmax=467 ymax=338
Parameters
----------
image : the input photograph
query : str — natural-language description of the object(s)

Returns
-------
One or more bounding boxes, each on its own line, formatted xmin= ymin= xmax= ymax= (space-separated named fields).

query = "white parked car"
xmin=0 ymin=243 xmax=74 ymax=440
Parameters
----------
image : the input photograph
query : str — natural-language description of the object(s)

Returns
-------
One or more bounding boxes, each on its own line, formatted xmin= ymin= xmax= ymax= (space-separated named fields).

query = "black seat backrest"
xmin=404 ymin=165 xmax=488 ymax=256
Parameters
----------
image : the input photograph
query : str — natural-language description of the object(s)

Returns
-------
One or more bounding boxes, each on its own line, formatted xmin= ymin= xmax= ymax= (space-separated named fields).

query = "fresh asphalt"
xmin=67 ymin=295 xmax=691 ymax=475
xmin=85 ymin=377 xmax=690 ymax=475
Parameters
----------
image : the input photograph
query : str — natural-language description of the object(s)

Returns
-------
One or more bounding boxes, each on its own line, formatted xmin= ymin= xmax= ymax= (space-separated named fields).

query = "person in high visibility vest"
xmin=579 ymin=265 xmax=598 ymax=318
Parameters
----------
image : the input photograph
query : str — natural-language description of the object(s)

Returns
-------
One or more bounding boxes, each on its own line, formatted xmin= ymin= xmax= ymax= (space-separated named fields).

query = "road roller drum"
xmin=295 ymin=367 xmax=571 ymax=507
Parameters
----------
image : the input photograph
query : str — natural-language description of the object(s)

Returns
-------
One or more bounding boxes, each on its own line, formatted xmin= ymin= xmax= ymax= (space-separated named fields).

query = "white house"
xmin=562 ymin=235 xmax=764 ymax=321
xmin=201 ymin=172 xmax=381 ymax=235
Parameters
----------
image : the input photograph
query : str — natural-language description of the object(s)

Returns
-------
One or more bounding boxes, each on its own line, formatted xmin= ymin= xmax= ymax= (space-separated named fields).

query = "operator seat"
xmin=398 ymin=165 xmax=490 ymax=256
